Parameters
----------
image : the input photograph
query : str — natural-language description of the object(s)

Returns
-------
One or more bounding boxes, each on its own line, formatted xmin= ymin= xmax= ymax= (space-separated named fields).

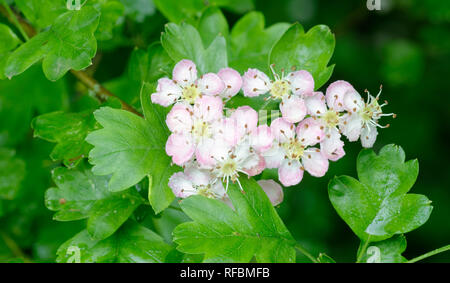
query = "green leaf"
xmin=95 ymin=0 xmax=125 ymax=41
xmin=56 ymin=221 xmax=173 ymax=262
xmin=269 ymin=23 xmax=335 ymax=90
xmin=5 ymin=6 xmax=100 ymax=81
xmin=45 ymin=166 xmax=143 ymax=240
xmin=153 ymin=0 xmax=204 ymax=24
xmin=328 ymin=144 xmax=433 ymax=242
xmin=359 ymin=235 xmax=408 ymax=263
xmin=229 ymin=12 xmax=289 ymax=74
xmin=0 ymin=64 xmax=69 ymax=146
xmin=161 ymin=22 xmax=227 ymax=74
xmin=197 ymin=7 xmax=229 ymax=48
xmin=14 ymin=0 xmax=67 ymax=29
xmin=0 ymin=148 xmax=25 ymax=199
xmin=32 ymin=111 xmax=97 ymax=168
xmin=119 ymin=0 xmax=155 ymax=22
xmin=140 ymin=83 xmax=177 ymax=213
xmin=0 ymin=23 xmax=21 ymax=53
xmin=173 ymin=177 xmax=296 ymax=263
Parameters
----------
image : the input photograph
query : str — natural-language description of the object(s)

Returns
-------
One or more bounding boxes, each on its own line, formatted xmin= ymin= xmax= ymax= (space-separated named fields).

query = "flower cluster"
xmin=151 ymin=59 xmax=394 ymax=205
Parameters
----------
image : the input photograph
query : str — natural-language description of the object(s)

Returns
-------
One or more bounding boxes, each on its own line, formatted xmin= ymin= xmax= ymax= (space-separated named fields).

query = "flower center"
xmin=192 ymin=120 xmax=211 ymax=142
xmin=283 ymin=139 xmax=305 ymax=160
xmin=221 ymin=160 xmax=237 ymax=177
xmin=197 ymin=185 xmax=216 ymax=198
xmin=361 ymin=100 xmax=380 ymax=121
xmin=182 ymin=85 xmax=200 ymax=104
xmin=270 ymin=80 xmax=290 ymax=98
xmin=322 ymin=110 xmax=339 ymax=128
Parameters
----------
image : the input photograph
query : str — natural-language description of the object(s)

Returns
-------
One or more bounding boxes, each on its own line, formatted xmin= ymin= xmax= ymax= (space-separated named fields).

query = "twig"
xmin=295 ymin=243 xmax=318 ymax=263
xmin=407 ymin=245 xmax=450 ymax=263
xmin=0 ymin=3 xmax=142 ymax=117
xmin=0 ymin=231 xmax=32 ymax=263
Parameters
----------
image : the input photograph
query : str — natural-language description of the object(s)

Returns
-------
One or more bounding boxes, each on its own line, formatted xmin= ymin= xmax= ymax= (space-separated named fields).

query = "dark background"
xmin=0 ymin=0 xmax=448 ymax=262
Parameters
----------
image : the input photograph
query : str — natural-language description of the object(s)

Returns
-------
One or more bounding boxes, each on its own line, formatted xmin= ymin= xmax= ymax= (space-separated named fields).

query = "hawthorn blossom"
xmin=165 ymin=96 xmax=223 ymax=165
xmin=340 ymin=86 xmax=395 ymax=148
xmin=257 ymin=179 xmax=284 ymax=206
xmin=263 ymin=118 xmax=329 ymax=187
xmin=151 ymin=59 xmax=225 ymax=106
xmin=217 ymin=68 xmax=243 ymax=100
xmin=305 ymin=92 xmax=345 ymax=161
xmin=242 ymin=66 xmax=314 ymax=123
xmin=168 ymin=164 xmax=227 ymax=200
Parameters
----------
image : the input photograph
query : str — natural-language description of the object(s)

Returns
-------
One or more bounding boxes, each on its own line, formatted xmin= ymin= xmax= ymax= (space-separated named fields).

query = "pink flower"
xmin=340 ymin=86 xmax=394 ymax=148
xmin=151 ymin=59 xmax=225 ymax=106
xmin=263 ymin=118 xmax=329 ymax=187
xmin=242 ymin=67 xmax=314 ymax=123
xmin=305 ymin=92 xmax=345 ymax=161
xmin=165 ymin=96 xmax=223 ymax=166
xmin=257 ymin=179 xmax=284 ymax=206
xmin=217 ymin=68 xmax=243 ymax=100
xmin=325 ymin=80 xmax=357 ymax=112
xmin=168 ymin=164 xmax=226 ymax=199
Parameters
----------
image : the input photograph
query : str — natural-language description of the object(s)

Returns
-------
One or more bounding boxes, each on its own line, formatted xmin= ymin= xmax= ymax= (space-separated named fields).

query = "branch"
xmin=0 ymin=4 xmax=143 ymax=117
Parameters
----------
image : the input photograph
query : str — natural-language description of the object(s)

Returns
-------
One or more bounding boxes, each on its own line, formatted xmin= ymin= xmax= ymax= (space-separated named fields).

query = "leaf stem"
xmin=407 ymin=245 xmax=450 ymax=263
xmin=295 ymin=243 xmax=318 ymax=263
xmin=0 ymin=0 xmax=29 ymax=41
xmin=356 ymin=235 xmax=371 ymax=263
xmin=0 ymin=230 xmax=32 ymax=263
xmin=0 ymin=3 xmax=142 ymax=117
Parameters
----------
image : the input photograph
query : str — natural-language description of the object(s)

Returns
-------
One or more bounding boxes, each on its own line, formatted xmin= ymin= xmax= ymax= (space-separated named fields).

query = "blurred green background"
xmin=0 ymin=0 xmax=449 ymax=262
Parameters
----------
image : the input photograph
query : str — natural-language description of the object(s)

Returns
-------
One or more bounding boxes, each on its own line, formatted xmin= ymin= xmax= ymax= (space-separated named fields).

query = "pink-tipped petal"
xmin=244 ymin=154 xmax=266 ymax=177
xmin=287 ymin=70 xmax=315 ymax=96
xmin=172 ymin=59 xmax=197 ymax=87
xmin=278 ymin=159 xmax=303 ymax=187
xmin=280 ymin=95 xmax=307 ymax=123
xmin=193 ymin=95 xmax=223 ymax=122
xmin=302 ymin=149 xmax=329 ymax=177
xmin=151 ymin=78 xmax=182 ymax=107
xmin=321 ymin=128 xmax=345 ymax=161
xmin=360 ymin=123 xmax=378 ymax=148
xmin=325 ymin=80 xmax=355 ymax=111
xmin=216 ymin=117 xmax=240 ymax=147
xmin=263 ymin=145 xmax=285 ymax=169
xmin=340 ymin=113 xmax=363 ymax=142
xmin=197 ymin=73 xmax=225 ymax=96
xmin=218 ymin=68 xmax=242 ymax=98
xmin=165 ymin=134 xmax=195 ymax=166
xmin=305 ymin=92 xmax=327 ymax=116
xmin=242 ymin=68 xmax=271 ymax=97
xmin=195 ymin=138 xmax=216 ymax=168
xmin=185 ymin=166 xmax=211 ymax=187
xmin=296 ymin=117 xmax=325 ymax=146
xmin=166 ymin=103 xmax=193 ymax=133
xmin=343 ymin=90 xmax=364 ymax=113
xmin=270 ymin=118 xmax=296 ymax=143
xmin=251 ymin=125 xmax=273 ymax=153
xmin=168 ymin=172 xmax=195 ymax=198
xmin=257 ymin=179 xmax=284 ymax=206
xmin=231 ymin=106 xmax=258 ymax=136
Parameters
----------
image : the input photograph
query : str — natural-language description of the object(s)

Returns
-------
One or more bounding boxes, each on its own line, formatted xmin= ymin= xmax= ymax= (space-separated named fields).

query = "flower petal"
xmin=242 ymin=68 xmax=271 ymax=97
xmin=263 ymin=144 xmax=285 ymax=168
xmin=257 ymin=179 xmax=284 ymax=206
xmin=287 ymin=70 xmax=314 ymax=96
xmin=321 ymin=128 xmax=345 ymax=161
xmin=280 ymin=95 xmax=307 ymax=123
xmin=296 ymin=117 xmax=325 ymax=146
xmin=168 ymin=172 xmax=196 ymax=198
xmin=151 ymin=78 xmax=182 ymax=107
xmin=251 ymin=125 xmax=273 ymax=153
xmin=302 ymin=149 xmax=329 ymax=177
xmin=166 ymin=103 xmax=193 ymax=133
xmin=230 ymin=106 xmax=258 ymax=137
xmin=165 ymin=133 xmax=195 ymax=166
xmin=325 ymin=80 xmax=355 ymax=111
xmin=172 ymin=59 xmax=197 ymax=87
xmin=360 ymin=123 xmax=378 ymax=148
xmin=278 ymin=159 xmax=303 ymax=187
xmin=197 ymin=73 xmax=225 ymax=96
xmin=340 ymin=113 xmax=363 ymax=142
xmin=271 ymin=118 xmax=296 ymax=143
xmin=184 ymin=166 xmax=211 ymax=187
xmin=343 ymin=90 xmax=364 ymax=113
xmin=193 ymin=95 xmax=223 ymax=122
xmin=305 ymin=91 xmax=327 ymax=116
xmin=243 ymin=153 xmax=266 ymax=177
xmin=218 ymin=68 xmax=243 ymax=98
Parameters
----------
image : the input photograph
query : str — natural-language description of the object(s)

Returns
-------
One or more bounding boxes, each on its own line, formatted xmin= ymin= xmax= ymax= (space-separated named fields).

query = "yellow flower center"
xmin=182 ymin=85 xmax=200 ymax=104
xmin=192 ymin=120 xmax=211 ymax=142
xmin=322 ymin=110 xmax=339 ymax=128
xmin=283 ymin=139 xmax=305 ymax=160
xmin=270 ymin=80 xmax=290 ymax=98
